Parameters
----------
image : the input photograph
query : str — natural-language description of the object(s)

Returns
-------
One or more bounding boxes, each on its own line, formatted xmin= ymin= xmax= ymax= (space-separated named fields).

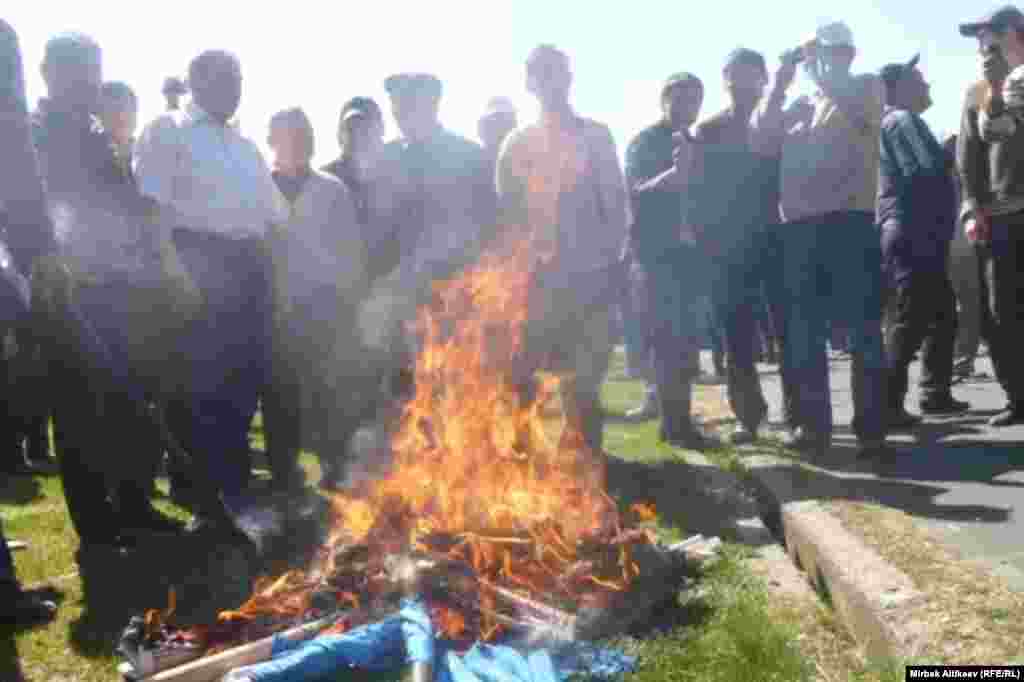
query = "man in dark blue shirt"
xmin=877 ymin=55 xmax=970 ymax=426
xmin=626 ymin=73 xmax=718 ymax=449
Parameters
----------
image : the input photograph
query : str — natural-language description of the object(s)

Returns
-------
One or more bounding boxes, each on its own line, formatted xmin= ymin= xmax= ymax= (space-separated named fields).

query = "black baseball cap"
xmin=959 ymin=5 xmax=1024 ymax=37
xmin=879 ymin=54 xmax=920 ymax=87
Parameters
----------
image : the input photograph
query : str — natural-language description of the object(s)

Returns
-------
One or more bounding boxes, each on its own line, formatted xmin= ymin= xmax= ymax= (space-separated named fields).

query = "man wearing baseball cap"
xmin=877 ymin=55 xmax=969 ymax=430
xmin=777 ymin=21 xmax=888 ymax=458
xmin=957 ymin=5 xmax=1024 ymax=426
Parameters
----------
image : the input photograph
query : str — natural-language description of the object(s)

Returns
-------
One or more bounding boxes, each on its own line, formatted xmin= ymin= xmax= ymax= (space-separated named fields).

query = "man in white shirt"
xmin=497 ymin=45 xmax=629 ymax=453
xmin=134 ymin=50 xmax=285 ymax=534
xmin=264 ymin=107 xmax=373 ymax=491
xmin=776 ymin=22 xmax=888 ymax=459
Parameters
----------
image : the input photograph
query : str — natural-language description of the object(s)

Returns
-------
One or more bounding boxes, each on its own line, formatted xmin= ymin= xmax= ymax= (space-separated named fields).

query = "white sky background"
xmin=7 ymin=0 xmax=988 ymax=163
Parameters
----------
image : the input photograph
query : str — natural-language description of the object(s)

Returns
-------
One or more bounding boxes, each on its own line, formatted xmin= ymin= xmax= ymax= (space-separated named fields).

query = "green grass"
xmin=2 ymin=347 xmax=814 ymax=681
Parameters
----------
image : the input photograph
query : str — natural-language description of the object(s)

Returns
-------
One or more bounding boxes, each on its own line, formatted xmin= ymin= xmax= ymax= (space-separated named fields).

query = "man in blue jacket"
xmin=878 ymin=55 xmax=970 ymax=426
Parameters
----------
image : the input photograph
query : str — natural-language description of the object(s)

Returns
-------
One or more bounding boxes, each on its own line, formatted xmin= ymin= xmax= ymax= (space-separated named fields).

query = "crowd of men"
xmin=2 ymin=5 xmax=1024 ymax=630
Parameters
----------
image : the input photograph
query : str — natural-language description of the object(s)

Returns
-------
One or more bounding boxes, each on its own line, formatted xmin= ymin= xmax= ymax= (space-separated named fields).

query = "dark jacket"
xmin=626 ymin=120 xmax=695 ymax=274
xmin=956 ymin=80 xmax=1024 ymax=222
xmin=877 ymin=107 xmax=955 ymax=282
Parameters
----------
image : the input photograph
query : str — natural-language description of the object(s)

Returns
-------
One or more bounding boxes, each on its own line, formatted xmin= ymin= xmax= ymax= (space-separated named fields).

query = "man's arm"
xmin=811 ymin=71 xmax=883 ymax=136
xmin=957 ymin=82 xmax=991 ymax=226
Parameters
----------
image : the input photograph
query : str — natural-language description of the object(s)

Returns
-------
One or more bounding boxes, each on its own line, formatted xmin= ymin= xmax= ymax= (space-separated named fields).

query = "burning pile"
xmin=121 ymin=235 xmax=688 ymax=680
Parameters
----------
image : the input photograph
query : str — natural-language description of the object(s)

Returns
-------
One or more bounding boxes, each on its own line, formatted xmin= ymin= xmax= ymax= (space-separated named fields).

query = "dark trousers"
xmin=761 ymin=227 xmax=798 ymax=427
xmin=776 ymin=211 xmax=887 ymax=443
xmin=646 ymin=258 xmax=704 ymax=438
xmin=0 ymin=516 xmax=15 ymax=588
xmin=710 ymin=244 xmax=769 ymax=431
xmin=42 ymin=282 xmax=159 ymax=542
xmin=885 ymin=271 xmax=957 ymax=410
xmin=979 ymin=213 xmax=1024 ymax=407
xmin=167 ymin=230 xmax=270 ymax=508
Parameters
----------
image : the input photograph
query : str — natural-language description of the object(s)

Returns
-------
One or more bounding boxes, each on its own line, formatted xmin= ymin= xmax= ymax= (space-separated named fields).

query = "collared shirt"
xmin=372 ymin=126 xmax=496 ymax=289
xmin=957 ymin=79 xmax=1024 ymax=223
xmin=133 ymin=102 xmax=285 ymax=239
xmin=31 ymin=99 xmax=152 ymax=282
xmin=497 ymin=112 xmax=628 ymax=278
xmin=780 ymin=74 xmax=884 ymax=223
xmin=269 ymin=168 xmax=365 ymax=307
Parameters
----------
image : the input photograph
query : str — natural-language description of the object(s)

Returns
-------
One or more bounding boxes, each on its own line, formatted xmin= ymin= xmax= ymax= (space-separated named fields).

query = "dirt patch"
xmin=827 ymin=500 xmax=1024 ymax=664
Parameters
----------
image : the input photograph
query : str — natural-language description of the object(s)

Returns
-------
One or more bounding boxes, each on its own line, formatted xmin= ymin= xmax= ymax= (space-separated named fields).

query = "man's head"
xmin=268 ymin=107 xmax=314 ymax=174
xmin=187 ymin=50 xmax=241 ymax=124
xmin=960 ymin=6 xmax=1024 ymax=69
xmin=525 ymin=45 xmax=572 ymax=109
xmin=477 ymin=96 xmax=518 ymax=153
xmin=337 ymin=96 xmax=384 ymax=158
xmin=41 ymin=32 xmax=102 ymax=114
xmin=162 ymin=76 xmax=186 ymax=111
xmin=98 ymin=81 xmax=138 ymax=148
xmin=814 ymin=21 xmax=857 ymax=79
xmin=723 ymin=48 xmax=767 ymax=109
xmin=661 ymin=72 xmax=704 ymax=130
xmin=384 ymin=73 xmax=442 ymax=142
xmin=879 ymin=55 xmax=931 ymax=114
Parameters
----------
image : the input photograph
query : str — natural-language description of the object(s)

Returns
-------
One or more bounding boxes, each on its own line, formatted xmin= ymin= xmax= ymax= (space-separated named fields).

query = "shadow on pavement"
xmin=750 ymin=434 xmax=1017 ymax=525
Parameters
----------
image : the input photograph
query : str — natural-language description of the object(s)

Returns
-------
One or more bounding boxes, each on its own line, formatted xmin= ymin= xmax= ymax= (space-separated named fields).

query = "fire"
xmin=152 ymin=231 xmax=657 ymax=652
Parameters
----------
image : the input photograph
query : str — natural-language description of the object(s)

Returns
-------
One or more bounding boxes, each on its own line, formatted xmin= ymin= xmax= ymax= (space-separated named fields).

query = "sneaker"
xmin=919 ymin=396 xmax=970 ymax=415
xmin=989 ymin=408 xmax=1024 ymax=427
xmin=887 ymin=408 xmax=923 ymax=430
xmin=729 ymin=424 xmax=757 ymax=445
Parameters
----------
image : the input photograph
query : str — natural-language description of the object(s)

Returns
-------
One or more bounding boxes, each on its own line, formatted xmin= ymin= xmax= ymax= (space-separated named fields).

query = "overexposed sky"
xmin=6 ymin=1 xmax=988 ymax=162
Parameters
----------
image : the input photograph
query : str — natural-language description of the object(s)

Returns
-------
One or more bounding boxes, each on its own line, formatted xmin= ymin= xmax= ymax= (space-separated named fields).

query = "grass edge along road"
xmin=1 ymin=347 xmax=884 ymax=682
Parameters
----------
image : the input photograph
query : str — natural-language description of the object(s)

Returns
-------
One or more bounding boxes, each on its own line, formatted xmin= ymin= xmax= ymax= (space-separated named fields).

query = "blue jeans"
xmin=776 ymin=211 xmax=887 ymax=443
xmin=167 ymin=230 xmax=270 ymax=505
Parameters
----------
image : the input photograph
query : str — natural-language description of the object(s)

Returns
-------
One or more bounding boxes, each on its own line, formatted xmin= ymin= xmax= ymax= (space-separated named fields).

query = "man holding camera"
xmin=958 ymin=5 xmax=1024 ymax=427
xmin=777 ymin=21 xmax=888 ymax=458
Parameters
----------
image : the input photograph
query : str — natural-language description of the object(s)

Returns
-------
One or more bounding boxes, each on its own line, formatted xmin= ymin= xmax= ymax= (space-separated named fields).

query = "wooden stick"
xmin=139 ymin=612 xmax=343 ymax=682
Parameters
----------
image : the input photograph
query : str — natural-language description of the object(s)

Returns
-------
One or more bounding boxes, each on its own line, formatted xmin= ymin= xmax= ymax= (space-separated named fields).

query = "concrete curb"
xmin=740 ymin=454 xmax=930 ymax=661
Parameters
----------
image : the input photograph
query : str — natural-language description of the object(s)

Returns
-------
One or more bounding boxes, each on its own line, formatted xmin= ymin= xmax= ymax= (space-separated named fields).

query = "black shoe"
xmin=660 ymin=425 xmax=721 ymax=451
xmin=729 ymin=424 xmax=757 ymax=445
xmin=887 ymin=408 xmax=923 ymax=430
xmin=919 ymin=396 xmax=971 ymax=415
xmin=780 ymin=427 xmax=829 ymax=455
xmin=122 ymin=506 xmax=185 ymax=535
xmin=989 ymin=408 xmax=1024 ymax=427
xmin=0 ymin=589 xmax=57 ymax=627
xmin=75 ymin=536 xmax=136 ymax=564
xmin=856 ymin=440 xmax=890 ymax=459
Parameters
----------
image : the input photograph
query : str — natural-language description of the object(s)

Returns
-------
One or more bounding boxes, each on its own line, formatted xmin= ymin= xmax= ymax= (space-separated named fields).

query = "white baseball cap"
xmin=815 ymin=21 xmax=855 ymax=48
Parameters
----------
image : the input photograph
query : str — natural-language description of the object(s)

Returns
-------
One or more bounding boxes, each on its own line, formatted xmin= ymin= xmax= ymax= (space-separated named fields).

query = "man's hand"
xmin=672 ymin=132 xmax=693 ymax=178
xmin=966 ymin=212 xmax=992 ymax=245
